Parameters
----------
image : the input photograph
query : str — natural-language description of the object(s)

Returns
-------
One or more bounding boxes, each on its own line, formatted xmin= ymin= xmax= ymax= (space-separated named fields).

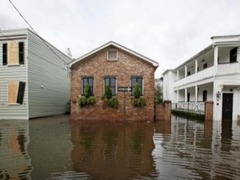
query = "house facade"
xmin=70 ymin=41 xmax=159 ymax=121
xmin=163 ymin=34 xmax=240 ymax=121
xmin=0 ymin=29 xmax=72 ymax=120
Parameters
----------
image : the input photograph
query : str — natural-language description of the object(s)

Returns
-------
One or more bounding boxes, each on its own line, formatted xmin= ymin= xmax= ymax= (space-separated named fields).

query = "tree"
xmin=155 ymin=85 xmax=163 ymax=104
xmin=134 ymin=83 xmax=141 ymax=99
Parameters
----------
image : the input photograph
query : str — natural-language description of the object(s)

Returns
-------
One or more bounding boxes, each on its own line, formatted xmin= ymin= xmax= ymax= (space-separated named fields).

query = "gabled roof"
xmin=69 ymin=41 xmax=159 ymax=67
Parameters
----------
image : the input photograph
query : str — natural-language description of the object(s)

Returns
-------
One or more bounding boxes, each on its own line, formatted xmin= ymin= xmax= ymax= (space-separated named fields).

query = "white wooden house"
xmin=0 ymin=29 xmax=72 ymax=119
xmin=163 ymin=34 xmax=240 ymax=121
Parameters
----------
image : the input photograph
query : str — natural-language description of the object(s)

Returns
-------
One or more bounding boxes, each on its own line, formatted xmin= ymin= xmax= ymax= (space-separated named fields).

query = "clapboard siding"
xmin=0 ymin=38 xmax=28 ymax=119
xmin=27 ymin=31 xmax=71 ymax=118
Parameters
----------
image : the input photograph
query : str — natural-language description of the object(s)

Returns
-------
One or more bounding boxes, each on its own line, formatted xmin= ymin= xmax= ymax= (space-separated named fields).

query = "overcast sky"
xmin=1 ymin=0 xmax=240 ymax=77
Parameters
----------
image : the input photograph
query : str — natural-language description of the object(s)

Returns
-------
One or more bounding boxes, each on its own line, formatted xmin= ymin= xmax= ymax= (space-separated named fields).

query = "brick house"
xmin=70 ymin=41 xmax=159 ymax=121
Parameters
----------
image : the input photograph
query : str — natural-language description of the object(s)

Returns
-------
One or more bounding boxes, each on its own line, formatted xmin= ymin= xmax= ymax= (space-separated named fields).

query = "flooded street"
xmin=0 ymin=115 xmax=240 ymax=179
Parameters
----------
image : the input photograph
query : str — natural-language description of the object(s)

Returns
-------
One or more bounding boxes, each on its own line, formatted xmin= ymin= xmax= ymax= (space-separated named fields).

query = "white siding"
xmin=0 ymin=39 xmax=28 ymax=119
xmin=27 ymin=31 xmax=72 ymax=118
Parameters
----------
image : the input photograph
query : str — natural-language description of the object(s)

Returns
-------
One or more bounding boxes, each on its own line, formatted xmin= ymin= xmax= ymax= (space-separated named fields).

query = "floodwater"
xmin=0 ymin=115 xmax=240 ymax=180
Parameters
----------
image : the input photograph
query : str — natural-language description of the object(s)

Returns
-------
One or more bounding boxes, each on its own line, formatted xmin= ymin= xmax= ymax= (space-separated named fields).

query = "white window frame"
xmin=107 ymin=49 xmax=118 ymax=61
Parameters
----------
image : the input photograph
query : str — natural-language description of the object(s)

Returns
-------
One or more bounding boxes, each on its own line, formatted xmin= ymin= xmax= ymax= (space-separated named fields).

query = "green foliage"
xmin=155 ymin=85 xmax=163 ymax=104
xmin=105 ymin=84 xmax=112 ymax=99
xmin=133 ymin=83 xmax=141 ymax=99
xmin=131 ymin=97 xmax=146 ymax=107
xmin=84 ymin=84 xmax=91 ymax=98
xmin=102 ymin=84 xmax=118 ymax=108
xmin=103 ymin=97 xmax=119 ymax=109
xmin=78 ymin=96 xmax=96 ymax=108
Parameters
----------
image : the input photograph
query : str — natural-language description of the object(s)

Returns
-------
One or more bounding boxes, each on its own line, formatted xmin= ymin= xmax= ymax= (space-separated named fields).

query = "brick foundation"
xmin=155 ymin=100 xmax=172 ymax=121
xmin=205 ymin=101 xmax=213 ymax=121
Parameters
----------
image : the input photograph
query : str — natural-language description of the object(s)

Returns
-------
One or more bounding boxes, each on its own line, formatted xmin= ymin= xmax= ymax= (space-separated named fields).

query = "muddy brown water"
xmin=0 ymin=115 xmax=240 ymax=179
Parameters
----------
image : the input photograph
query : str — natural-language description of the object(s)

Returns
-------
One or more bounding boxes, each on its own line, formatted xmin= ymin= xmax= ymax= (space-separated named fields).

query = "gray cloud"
xmin=1 ymin=0 xmax=240 ymax=77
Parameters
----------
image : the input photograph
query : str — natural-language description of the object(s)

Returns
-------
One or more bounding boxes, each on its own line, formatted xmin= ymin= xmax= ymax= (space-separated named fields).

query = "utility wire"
xmin=8 ymin=0 xmax=70 ymax=65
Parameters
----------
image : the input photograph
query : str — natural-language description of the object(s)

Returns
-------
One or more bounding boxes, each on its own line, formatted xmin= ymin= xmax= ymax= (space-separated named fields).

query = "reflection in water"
xmin=0 ymin=120 xmax=32 ymax=179
xmin=28 ymin=116 xmax=73 ymax=180
xmin=71 ymin=121 xmax=157 ymax=179
xmin=0 ymin=115 xmax=240 ymax=179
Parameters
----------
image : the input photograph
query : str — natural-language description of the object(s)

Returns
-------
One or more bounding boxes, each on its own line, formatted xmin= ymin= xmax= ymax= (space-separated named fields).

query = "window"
xmin=2 ymin=41 xmax=25 ymax=65
xmin=187 ymin=71 xmax=191 ymax=76
xmin=203 ymin=63 xmax=208 ymax=69
xmin=107 ymin=50 xmax=118 ymax=60
xmin=104 ymin=77 xmax=116 ymax=96
xmin=187 ymin=92 xmax=190 ymax=102
xmin=8 ymin=81 xmax=26 ymax=104
xmin=82 ymin=77 xmax=94 ymax=96
xmin=131 ymin=76 xmax=143 ymax=96
xmin=230 ymin=47 xmax=237 ymax=63
xmin=203 ymin=90 xmax=207 ymax=102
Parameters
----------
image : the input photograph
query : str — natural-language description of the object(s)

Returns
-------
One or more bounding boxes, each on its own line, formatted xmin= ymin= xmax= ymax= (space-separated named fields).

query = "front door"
xmin=222 ymin=93 xmax=233 ymax=120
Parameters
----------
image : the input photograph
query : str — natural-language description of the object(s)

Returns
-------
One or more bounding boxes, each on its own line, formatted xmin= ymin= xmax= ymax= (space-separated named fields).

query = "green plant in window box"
xmin=102 ymin=84 xmax=119 ymax=109
xmin=78 ymin=84 xmax=96 ymax=108
xmin=131 ymin=83 xmax=146 ymax=107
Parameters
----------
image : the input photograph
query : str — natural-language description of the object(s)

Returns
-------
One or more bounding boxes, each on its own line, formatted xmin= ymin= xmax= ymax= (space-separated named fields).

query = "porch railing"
xmin=172 ymin=102 xmax=205 ymax=115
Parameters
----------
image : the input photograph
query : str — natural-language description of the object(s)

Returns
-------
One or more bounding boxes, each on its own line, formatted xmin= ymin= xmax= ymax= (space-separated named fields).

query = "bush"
xmin=103 ymin=85 xmax=118 ymax=109
xmin=78 ymin=96 xmax=96 ymax=108
xmin=131 ymin=97 xmax=146 ymax=107
xmin=133 ymin=83 xmax=141 ymax=99
xmin=103 ymin=97 xmax=119 ymax=109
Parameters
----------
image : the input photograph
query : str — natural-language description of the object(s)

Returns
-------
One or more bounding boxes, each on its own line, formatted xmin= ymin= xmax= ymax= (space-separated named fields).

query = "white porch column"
xmin=195 ymin=59 xmax=198 ymax=73
xmin=195 ymin=86 xmax=198 ymax=102
xmin=177 ymin=90 xmax=179 ymax=102
xmin=185 ymin=65 xmax=187 ymax=77
xmin=176 ymin=70 xmax=179 ymax=80
xmin=185 ymin=88 xmax=187 ymax=102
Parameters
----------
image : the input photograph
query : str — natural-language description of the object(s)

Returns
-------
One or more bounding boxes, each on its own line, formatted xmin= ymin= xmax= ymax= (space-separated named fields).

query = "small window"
xmin=2 ymin=42 xmax=25 ymax=65
xmin=131 ymin=76 xmax=143 ymax=96
xmin=203 ymin=90 xmax=207 ymax=102
xmin=230 ymin=47 xmax=237 ymax=63
xmin=82 ymin=77 xmax=94 ymax=96
xmin=107 ymin=50 xmax=118 ymax=60
xmin=203 ymin=63 xmax=208 ymax=69
xmin=104 ymin=77 xmax=116 ymax=96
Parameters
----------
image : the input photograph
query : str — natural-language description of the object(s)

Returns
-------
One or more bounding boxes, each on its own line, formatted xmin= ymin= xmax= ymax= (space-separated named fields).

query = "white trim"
xmin=69 ymin=41 xmax=159 ymax=67
xmin=26 ymin=34 xmax=29 ymax=119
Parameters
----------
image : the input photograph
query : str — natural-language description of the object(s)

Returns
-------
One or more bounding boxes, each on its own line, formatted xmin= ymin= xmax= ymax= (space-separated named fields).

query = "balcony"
xmin=217 ymin=62 xmax=240 ymax=76
xmin=174 ymin=66 xmax=215 ymax=89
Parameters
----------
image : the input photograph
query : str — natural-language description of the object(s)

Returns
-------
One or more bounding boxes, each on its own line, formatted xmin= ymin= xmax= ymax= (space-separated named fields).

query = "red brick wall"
xmin=71 ymin=46 xmax=156 ymax=121
xmin=155 ymin=101 xmax=172 ymax=121
xmin=205 ymin=101 xmax=213 ymax=121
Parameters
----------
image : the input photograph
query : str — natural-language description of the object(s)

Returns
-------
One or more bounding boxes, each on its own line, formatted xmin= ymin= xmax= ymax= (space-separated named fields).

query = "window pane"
xmin=131 ymin=77 xmax=143 ymax=96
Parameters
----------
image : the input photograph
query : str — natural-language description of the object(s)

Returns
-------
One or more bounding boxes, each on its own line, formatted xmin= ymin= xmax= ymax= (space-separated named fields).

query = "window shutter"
xmin=2 ymin=43 xmax=7 ymax=65
xmin=17 ymin=81 xmax=26 ymax=104
xmin=19 ymin=42 xmax=24 ymax=64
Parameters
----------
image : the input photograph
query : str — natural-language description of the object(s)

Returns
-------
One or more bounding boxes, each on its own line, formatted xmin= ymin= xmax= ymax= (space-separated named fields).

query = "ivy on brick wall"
xmin=131 ymin=83 xmax=146 ymax=107
xmin=78 ymin=84 xmax=96 ymax=108
xmin=102 ymin=84 xmax=119 ymax=109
